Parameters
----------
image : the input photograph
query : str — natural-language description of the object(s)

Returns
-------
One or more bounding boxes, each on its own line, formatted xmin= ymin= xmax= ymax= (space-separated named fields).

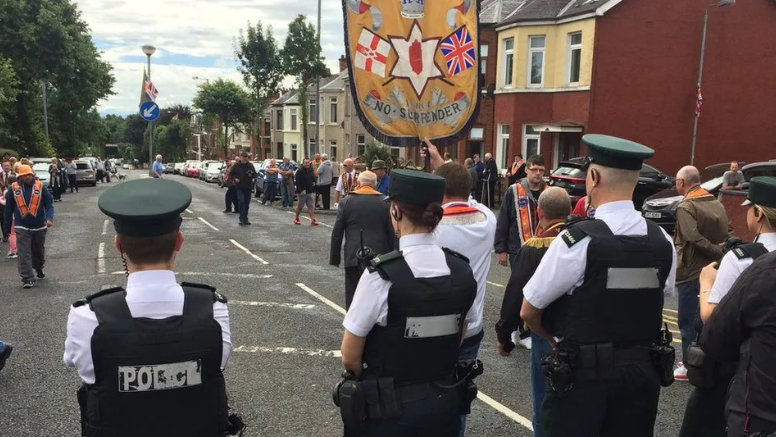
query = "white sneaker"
xmin=674 ymin=362 xmax=688 ymax=381
xmin=510 ymin=331 xmax=518 ymax=345
xmin=518 ymin=336 xmax=533 ymax=350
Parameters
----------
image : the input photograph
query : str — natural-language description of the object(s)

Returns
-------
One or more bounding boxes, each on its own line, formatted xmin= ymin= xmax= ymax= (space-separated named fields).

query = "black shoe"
xmin=22 ymin=281 xmax=34 ymax=289
xmin=238 ymin=222 xmax=246 ymax=226
xmin=244 ymin=221 xmax=251 ymax=225
xmin=36 ymin=269 xmax=45 ymax=279
xmin=0 ymin=345 xmax=13 ymax=372
xmin=223 ymin=210 xmax=232 ymax=213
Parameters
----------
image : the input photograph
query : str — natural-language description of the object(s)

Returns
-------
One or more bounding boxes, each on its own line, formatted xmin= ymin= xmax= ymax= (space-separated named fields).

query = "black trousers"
xmin=68 ymin=174 xmax=78 ymax=192
xmin=345 ymin=266 xmax=362 ymax=310
xmin=727 ymin=413 xmax=776 ymax=437
xmin=351 ymin=388 xmax=460 ymax=437
xmin=225 ymin=187 xmax=238 ymax=212
xmin=318 ymin=184 xmax=332 ymax=210
xmin=679 ymin=377 xmax=731 ymax=437
xmin=541 ymin=362 xmax=661 ymax=437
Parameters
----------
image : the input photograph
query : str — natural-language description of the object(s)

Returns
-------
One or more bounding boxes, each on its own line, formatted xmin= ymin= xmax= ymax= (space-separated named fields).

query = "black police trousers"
xmin=352 ymin=388 xmax=460 ymax=437
xmin=541 ymin=361 xmax=661 ymax=437
xmin=679 ymin=377 xmax=731 ymax=437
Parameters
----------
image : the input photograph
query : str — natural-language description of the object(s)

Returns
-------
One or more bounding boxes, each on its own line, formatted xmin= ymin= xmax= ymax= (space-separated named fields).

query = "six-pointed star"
xmin=389 ymin=21 xmax=444 ymax=98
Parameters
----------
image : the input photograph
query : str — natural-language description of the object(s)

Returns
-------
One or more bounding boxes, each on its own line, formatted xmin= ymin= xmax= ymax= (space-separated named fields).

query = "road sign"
xmin=140 ymin=101 xmax=160 ymax=122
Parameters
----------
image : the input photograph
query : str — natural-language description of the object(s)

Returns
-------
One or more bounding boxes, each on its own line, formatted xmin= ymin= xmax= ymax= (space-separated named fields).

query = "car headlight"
xmin=646 ymin=196 xmax=682 ymax=207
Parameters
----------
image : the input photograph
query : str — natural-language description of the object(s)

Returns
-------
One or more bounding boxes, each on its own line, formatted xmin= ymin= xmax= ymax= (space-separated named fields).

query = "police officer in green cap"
xmin=63 ymin=179 xmax=243 ymax=437
xmin=682 ymin=176 xmax=776 ymax=437
xmin=519 ymin=134 xmax=677 ymax=437
xmin=336 ymin=169 xmax=478 ymax=437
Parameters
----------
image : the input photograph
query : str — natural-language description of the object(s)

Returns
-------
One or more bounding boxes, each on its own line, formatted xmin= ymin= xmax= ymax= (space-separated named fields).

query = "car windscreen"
xmin=744 ymin=166 xmax=776 ymax=180
xmin=33 ymin=164 xmax=51 ymax=174
xmin=552 ymin=166 xmax=586 ymax=179
xmin=76 ymin=163 xmax=91 ymax=170
xmin=701 ymin=176 xmax=724 ymax=191
xmin=640 ymin=164 xmax=661 ymax=177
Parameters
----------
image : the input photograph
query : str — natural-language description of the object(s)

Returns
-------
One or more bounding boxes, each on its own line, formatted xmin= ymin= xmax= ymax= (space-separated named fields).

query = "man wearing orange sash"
xmin=3 ymin=165 xmax=54 ymax=288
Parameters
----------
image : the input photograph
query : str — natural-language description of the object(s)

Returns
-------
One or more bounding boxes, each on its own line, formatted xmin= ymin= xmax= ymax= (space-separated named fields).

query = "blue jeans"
xmin=262 ymin=182 xmax=278 ymax=204
xmin=458 ymin=332 xmax=483 ymax=437
xmin=0 ymin=340 xmax=6 ymax=353
xmin=530 ymin=333 xmax=553 ymax=437
xmin=236 ymin=188 xmax=252 ymax=223
xmin=280 ymin=181 xmax=294 ymax=207
xmin=677 ymin=279 xmax=700 ymax=361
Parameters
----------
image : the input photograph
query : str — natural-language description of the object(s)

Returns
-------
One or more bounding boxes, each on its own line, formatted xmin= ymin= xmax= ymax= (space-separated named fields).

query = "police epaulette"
xmin=732 ymin=243 xmax=768 ymax=261
xmin=442 ymin=247 xmax=470 ymax=263
xmin=180 ymin=281 xmax=227 ymax=303
xmin=370 ymin=250 xmax=403 ymax=268
xmin=72 ymin=287 xmax=124 ymax=308
xmin=559 ymin=226 xmax=588 ymax=248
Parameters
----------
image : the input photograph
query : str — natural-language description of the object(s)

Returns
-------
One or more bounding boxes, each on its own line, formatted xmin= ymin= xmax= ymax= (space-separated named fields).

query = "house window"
xmin=567 ymin=32 xmax=582 ymax=85
xmin=290 ymin=108 xmax=298 ymax=131
xmin=390 ymin=147 xmax=400 ymax=160
xmin=264 ymin=120 xmax=270 ymax=136
xmin=330 ymin=97 xmax=338 ymax=124
xmin=329 ymin=140 xmax=338 ymax=160
xmin=528 ymin=36 xmax=546 ymax=87
xmin=276 ymin=110 xmax=283 ymax=131
xmin=523 ymin=125 xmax=540 ymax=157
xmin=497 ymin=124 xmax=510 ymax=170
xmin=501 ymin=38 xmax=514 ymax=87
xmin=291 ymin=144 xmax=298 ymax=162
xmin=357 ymin=134 xmax=366 ymax=156
xmin=309 ymin=99 xmax=317 ymax=123
xmin=480 ymin=44 xmax=488 ymax=76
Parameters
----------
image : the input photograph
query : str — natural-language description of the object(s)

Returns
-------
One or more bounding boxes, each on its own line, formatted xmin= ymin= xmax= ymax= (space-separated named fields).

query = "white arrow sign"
xmin=143 ymin=104 xmax=158 ymax=118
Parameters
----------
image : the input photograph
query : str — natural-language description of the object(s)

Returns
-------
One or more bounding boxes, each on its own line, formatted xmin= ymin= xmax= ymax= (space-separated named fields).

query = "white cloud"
xmin=75 ymin=0 xmax=346 ymax=114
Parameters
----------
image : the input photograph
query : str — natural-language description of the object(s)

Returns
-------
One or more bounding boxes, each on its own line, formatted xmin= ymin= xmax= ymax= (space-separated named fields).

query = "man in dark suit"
xmin=329 ymin=170 xmax=395 ymax=309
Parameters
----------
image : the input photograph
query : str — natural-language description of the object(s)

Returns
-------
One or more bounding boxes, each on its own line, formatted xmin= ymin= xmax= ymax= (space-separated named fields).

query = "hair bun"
xmin=421 ymin=202 xmax=444 ymax=230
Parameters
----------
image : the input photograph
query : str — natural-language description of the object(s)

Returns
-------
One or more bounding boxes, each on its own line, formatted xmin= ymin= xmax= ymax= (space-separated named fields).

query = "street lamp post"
xmin=142 ymin=45 xmax=157 ymax=167
xmin=690 ymin=0 xmax=735 ymax=166
xmin=314 ymin=0 xmax=322 ymax=157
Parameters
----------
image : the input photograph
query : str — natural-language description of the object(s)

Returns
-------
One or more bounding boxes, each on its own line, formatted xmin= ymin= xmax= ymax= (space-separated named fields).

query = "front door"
xmin=468 ymin=141 xmax=483 ymax=160
xmin=558 ymin=133 xmax=581 ymax=163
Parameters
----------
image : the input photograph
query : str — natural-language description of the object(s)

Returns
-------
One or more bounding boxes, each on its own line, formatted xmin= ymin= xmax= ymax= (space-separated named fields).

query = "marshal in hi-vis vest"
xmin=11 ymin=180 xmax=43 ymax=218
xmin=77 ymin=284 xmax=230 ymax=437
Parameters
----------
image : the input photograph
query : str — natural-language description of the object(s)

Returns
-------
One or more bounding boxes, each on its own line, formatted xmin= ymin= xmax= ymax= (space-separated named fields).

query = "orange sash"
xmin=684 ymin=188 xmax=714 ymax=200
xmin=343 ymin=171 xmax=360 ymax=195
xmin=513 ymin=183 xmax=538 ymax=244
xmin=12 ymin=180 xmax=43 ymax=218
xmin=351 ymin=186 xmax=382 ymax=196
xmin=443 ymin=205 xmax=479 ymax=216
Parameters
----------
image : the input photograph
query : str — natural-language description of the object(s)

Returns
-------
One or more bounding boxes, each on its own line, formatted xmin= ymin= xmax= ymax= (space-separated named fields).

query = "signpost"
xmin=140 ymin=101 xmax=160 ymax=122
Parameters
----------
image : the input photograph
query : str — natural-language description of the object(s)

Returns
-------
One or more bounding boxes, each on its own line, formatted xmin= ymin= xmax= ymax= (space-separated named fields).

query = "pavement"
xmin=0 ymin=170 xmax=693 ymax=436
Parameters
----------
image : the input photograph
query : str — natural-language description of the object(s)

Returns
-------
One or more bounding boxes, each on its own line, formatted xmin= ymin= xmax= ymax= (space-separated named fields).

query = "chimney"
xmin=339 ymin=55 xmax=348 ymax=72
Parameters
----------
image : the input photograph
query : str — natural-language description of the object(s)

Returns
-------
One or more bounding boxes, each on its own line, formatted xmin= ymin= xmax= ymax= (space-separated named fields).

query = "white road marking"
xmin=229 ymin=239 xmax=269 ymax=265
xmin=487 ymin=281 xmax=504 ymax=288
xmin=233 ymin=345 xmax=342 ymax=357
xmin=295 ymin=283 xmax=346 ymax=316
xmin=101 ymin=219 xmax=109 ymax=235
xmin=294 ymin=282 xmax=534 ymax=430
xmin=663 ymin=308 xmax=678 ymax=314
xmin=185 ymin=208 xmax=194 ymax=214
xmin=97 ymin=243 xmax=106 ymax=274
xmin=285 ymin=210 xmax=333 ymax=228
xmin=230 ymin=301 xmax=316 ymax=309
xmin=110 ymin=271 xmax=272 ymax=279
xmin=198 ymin=217 xmax=220 ymax=231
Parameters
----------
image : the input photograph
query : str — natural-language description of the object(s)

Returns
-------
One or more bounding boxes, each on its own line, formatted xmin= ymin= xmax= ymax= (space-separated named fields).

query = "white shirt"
xmin=335 ymin=170 xmax=358 ymax=195
xmin=63 ymin=270 xmax=232 ymax=384
xmin=435 ymin=201 xmax=497 ymax=338
xmin=524 ymin=200 xmax=677 ymax=310
xmin=343 ymin=233 xmax=478 ymax=337
xmin=708 ymin=233 xmax=776 ymax=304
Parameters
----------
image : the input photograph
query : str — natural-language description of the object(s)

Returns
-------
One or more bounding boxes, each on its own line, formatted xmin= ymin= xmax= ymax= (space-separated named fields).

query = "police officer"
xmin=63 ymin=178 xmax=243 ymax=437
xmin=337 ymin=170 xmax=478 ymax=437
xmin=696 ymin=177 xmax=776 ymax=437
xmin=520 ymin=135 xmax=677 ymax=437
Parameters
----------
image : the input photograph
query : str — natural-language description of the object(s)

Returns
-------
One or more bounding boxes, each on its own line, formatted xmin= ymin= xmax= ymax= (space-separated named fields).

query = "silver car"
xmin=75 ymin=160 xmax=97 ymax=186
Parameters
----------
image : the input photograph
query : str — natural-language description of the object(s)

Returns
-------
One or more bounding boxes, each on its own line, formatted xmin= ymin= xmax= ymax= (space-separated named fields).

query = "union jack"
xmin=695 ymin=87 xmax=703 ymax=116
xmin=145 ymin=78 xmax=159 ymax=102
xmin=440 ymin=26 xmax=476 ymax=77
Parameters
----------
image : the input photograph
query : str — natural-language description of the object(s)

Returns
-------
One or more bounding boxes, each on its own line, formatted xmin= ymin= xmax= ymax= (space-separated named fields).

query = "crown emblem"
xmin=400 ymin=0 xmax=425 ymax=19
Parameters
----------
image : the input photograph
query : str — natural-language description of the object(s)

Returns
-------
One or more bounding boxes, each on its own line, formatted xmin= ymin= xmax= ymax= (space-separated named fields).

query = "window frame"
xmin=527 ymin=35 xmax=546 ymax=88
xmin=497 ymin=124 xmax=510 ymax=171
xmin=290 ymin=108 xmax=298 ymax=131
xmin=329 ymin=97 xmax=339 ymax=124
xmin=567 ymin=32 xmax=583 ymax=86
xmin=309 ymin=99 xmax=317 ymax=124
xmin=356 ymin=134 xmax=366 ymax=157
xmin=480 ymin=43 xmax=488 ymax=77
xmin=522 ymin=124 xmax=541 ymax=158
xmin=501 ymin=38 xmax=514 ymax=88
xmin=276 ymin=110 xmax=283 ymax=131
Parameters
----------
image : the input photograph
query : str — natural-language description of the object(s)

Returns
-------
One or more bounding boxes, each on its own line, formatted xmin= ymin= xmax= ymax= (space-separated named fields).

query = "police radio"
xmin=356 ymin=229 xmax=376 ymax=274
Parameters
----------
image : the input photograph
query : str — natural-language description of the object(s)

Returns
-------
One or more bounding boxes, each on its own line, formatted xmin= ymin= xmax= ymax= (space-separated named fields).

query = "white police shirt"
xmin=343 ymin=233 xmax=478 ymax=337
xmin=524 ymin=200 xmax=677 ymax=310
xmin=434 ymin=201 xmax=497 ymax=338
xmin=708 ymin=233 xmax=776 ymax=304
xmin=64 ymin=270 xmax=232 ymax=385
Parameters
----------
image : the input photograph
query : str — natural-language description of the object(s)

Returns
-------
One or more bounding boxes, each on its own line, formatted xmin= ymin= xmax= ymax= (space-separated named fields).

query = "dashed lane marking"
xmin=294 ymin=282 xmax=534 ymax=430
xmin=97 ymin=243 xmax=106 ymax=274
xmin=233 ymin=345 xmax=342 ymax=357
xmin=663 ymin=308 xmax=678 ymax=314
xmin=198 ymin=217 xmax=220 ymax=232
xmin=101 ymin=219 xmax=109 ymax=235
xmin=229 ymin=239 xmax=269 ymax=265
xmin=230 ymin=301 xmax=316 ymax=309
xmin=185 ymin=208 xmax=194 ymax=214
xmin=487 ymin=281 xmax=504 ymax=288
xmin=285 ymin=210 xmax=334 ymax=228
xmin=111 ymin=271 xmax=272 ymax=279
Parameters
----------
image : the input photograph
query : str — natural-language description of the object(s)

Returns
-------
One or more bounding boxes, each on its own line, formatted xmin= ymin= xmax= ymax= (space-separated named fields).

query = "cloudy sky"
xmin=74 ymin=0 xmax=346 ymax=116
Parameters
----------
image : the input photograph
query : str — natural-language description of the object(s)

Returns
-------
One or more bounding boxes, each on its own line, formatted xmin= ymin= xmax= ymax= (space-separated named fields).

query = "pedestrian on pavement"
xmin=221 ymin=160 xmax=238 ymax=214
xmin=721 ymin=160 xmax=745 ymax=190
xmin=0 ymin=170 xmax=7 ymax=240
xmin=95 ymin=158 xmax=105 ymax=183
xmin=103 ymin=158 xmax=112 ymax=183
xmin=65 ymin=158 xmax=78 ymax=193
xmin=331 ymin=155 xmax=342 ymax=189
xmin=317 ymin=154 xmax=333 ymax=210
xmin=520 ymin=135 xmax=677 ymax=437
xmin=3 ymin=165 xmax=54 ymax=288
xmin=673 ymin=165 xmax=730 ymax=381
xmin=1 ymin=173 xmax=17 ymax=257
xmin=0 ymin=340 xmax=12 ymax=373
xmin=231 ymin=152 xmax=256 ymax=226
xmin=261 ymin=159 xmax=280 ymax=206
xmin=423 ymin=144 xmax=497 ymax=437
xmin=49 ymin=158 xmax=62 ymax=202
xmin=329 ymin=171 xmax=394 ymax=309
xmin=337 ymin=169 xmax=477 ymax=437
xmin=372 ymin=160 xmax=390 ymax=195
xmin=481 ymin=153 xmax=499 ymax=208
xmin=151 ymin=155 xmax=164 ymax=179
xmin=293 ymin=158 xmax=318 ymax=226
xmin=465 ymin=158 xmax=477 ymax=199
xmin=64 ymin=178 xmax=244 ymax=437
xmin=496 ymin=187 xmax=570 ymax=437
xmin=506 ymin=154 xmax=527 ymax=187
xmin=278 ymin=157 xmax=296 ymax=209
xmin=680 ymin=177 xmax=776 ymax=437
xmin=473 ymin=154 xmax=484 ymax=201
xmin=334 ymin=158 xmax=359 ymax=207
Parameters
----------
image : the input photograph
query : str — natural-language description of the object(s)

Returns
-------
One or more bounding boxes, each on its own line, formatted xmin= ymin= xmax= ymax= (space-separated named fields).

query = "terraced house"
xmin=493 ymin=0 xmax=776 ymax=175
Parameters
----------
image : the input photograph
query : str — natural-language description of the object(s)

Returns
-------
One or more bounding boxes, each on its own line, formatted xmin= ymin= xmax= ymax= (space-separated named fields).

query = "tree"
xmin=192 ymin=79 xmax=251 ymax=157
xmin=0 ymin=57 xmax=19 ymax=145
xmin=362 ymin=142 xmax=400 ymax=169
xmin=235 ymin=21 xmax=285 ymax=146
xmin=156 ymin=119 xmax=191 ymax=162
xmin=282 ymin=15 xmax=329 ymax=158
xmin=160 ymin=104 xmax=193 ymax=125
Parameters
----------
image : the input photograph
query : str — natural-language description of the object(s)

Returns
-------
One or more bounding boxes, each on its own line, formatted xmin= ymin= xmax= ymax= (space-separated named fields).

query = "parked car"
xmin=75 ymin=160 xmax=97 ymax=186
xmin=218 ymin=165 xmax=229 ymax=187
xmin=185 ymin=162 xmax=201 ymax=178
xmin=164 ymin=163 xmax=175 ymax=174
xmin=642 ymin=162 xmax=776 ymax=234
xmin=548 ymin=157 xmax=674 ymax=210
xmin=174 ymin=162 xmax=185 ymax=175
xmin=122 ymin=163 xmax=130 ymax=169
xmin=254 ymin=159 xmax=297 ymax=197
xmin=31 ymin=162 xmax=52 ymax=187
xmin=198 ymin=160 xmax=216 ymax=180
xmin=204 ymin=162 xmax=225 ymax=183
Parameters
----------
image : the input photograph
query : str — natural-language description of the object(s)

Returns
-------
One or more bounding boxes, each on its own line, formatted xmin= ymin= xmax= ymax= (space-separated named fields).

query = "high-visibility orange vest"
xmin=11 ymin=180 xmax=43 ymax=218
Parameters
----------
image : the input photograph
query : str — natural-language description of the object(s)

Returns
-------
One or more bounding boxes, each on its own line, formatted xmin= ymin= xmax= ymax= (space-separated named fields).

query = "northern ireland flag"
xmin=355 ymin=29 xmax=390 ymax=78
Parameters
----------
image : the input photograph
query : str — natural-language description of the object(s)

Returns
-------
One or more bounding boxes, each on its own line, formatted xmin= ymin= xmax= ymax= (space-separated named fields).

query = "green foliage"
xmin=193 ymin=79 xmax=251 ymax=155
xmin=159 ymin=104 xmax=192 ymax=125
xmin=362 ymin=142 xmax=400 ymax=169
xmin=154 ymin=119 xmax=191 ymax=162
xmin=0 ymin=57 xmax=19 ymax=144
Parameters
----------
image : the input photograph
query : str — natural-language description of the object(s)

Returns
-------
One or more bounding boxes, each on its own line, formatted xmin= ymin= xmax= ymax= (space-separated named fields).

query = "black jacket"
xmin=702 ymin=250 xmax=776 ymax=426
xmin=330 ymin=190 xmax=394 ymax=268
xmin=295 ymin=165 xmax=316 ymax=194
xmin=482 ymin=159 xmax=499 ymax=183
xmin=494 ymin=179 xmax=545 ymax=254
xmin=230 ymin=162 xmax=256 ymax=189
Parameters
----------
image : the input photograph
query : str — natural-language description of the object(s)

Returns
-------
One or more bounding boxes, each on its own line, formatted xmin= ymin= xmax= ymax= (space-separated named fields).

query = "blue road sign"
xmin=140 ymin=101 xmax=161 ymax=122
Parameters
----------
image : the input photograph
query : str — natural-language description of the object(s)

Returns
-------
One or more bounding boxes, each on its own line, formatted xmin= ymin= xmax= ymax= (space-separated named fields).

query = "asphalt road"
xmin=0 ymin=170 xmax=692 ymax=436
